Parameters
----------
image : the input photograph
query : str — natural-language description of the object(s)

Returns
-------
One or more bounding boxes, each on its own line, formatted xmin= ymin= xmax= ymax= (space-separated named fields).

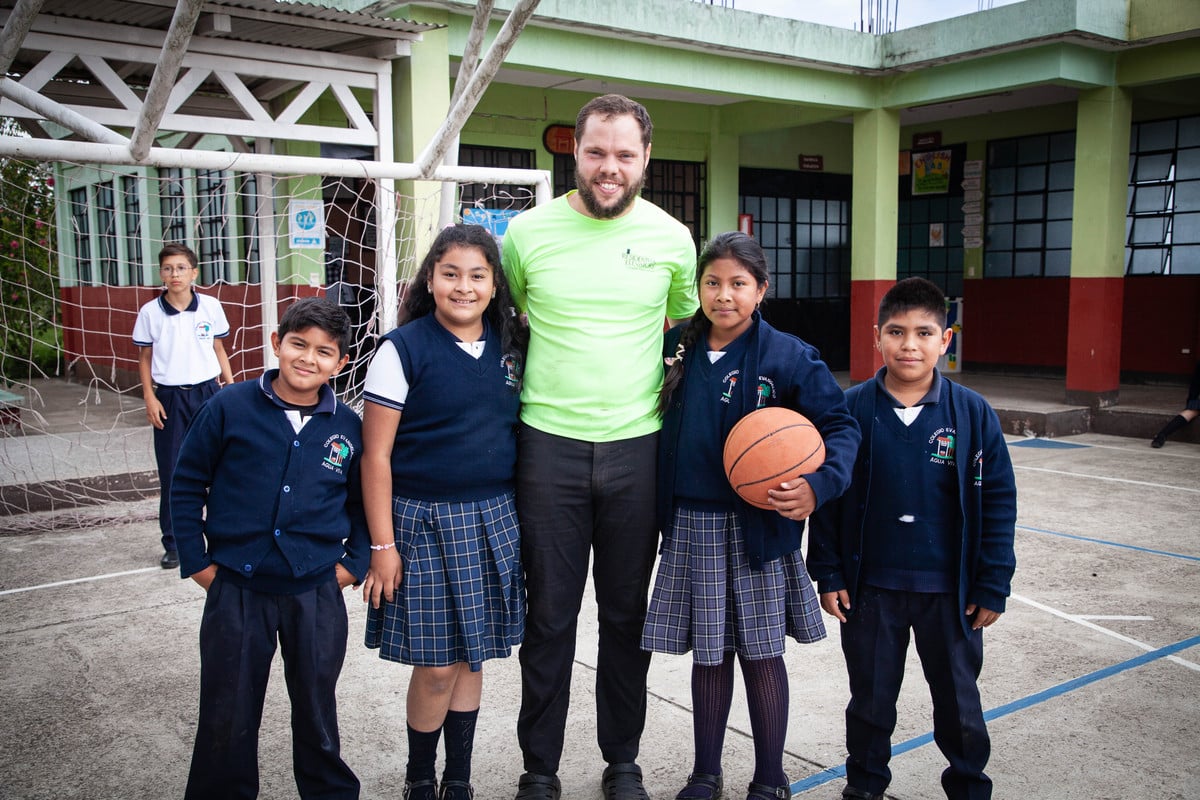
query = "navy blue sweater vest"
xmin=382 ymin=315 xmax=520 ymax=502
xmin=860 ymin=383 xmax=959 ymax=593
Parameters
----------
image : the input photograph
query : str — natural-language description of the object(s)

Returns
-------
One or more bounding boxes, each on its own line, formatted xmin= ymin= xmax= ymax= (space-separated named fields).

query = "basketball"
xmin=723 ymin=407 xmax=825 ymax=509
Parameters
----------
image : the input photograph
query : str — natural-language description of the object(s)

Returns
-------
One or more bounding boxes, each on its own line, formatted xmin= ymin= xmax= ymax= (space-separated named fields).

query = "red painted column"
xmin=850 ymin=278 xmax=893 ymax=383
xmin=1065 ymin=276 xmax=1124 ymax=406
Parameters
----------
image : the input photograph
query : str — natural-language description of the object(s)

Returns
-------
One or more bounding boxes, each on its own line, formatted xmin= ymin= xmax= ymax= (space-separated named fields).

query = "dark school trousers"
xmin=841 ymin=585 xmax=991 ymax=800
xmin=186 ymin=572 xmax=359 ymax=800
xmin=515 ymin=425 xmax=659 ymax=776
xmin=153 ymin=378 xmax=218 ymax=551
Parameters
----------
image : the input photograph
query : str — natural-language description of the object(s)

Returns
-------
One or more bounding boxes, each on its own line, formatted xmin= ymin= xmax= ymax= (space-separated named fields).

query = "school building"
xmin=433 ymin=0 xmax=1200 ymax=404
xmin=3 ymin=0 xmax=1198 ymax=403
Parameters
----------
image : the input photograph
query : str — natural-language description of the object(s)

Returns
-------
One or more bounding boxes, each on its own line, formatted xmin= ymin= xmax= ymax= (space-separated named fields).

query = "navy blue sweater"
xmin=808 ymin=369 xmax=1018 ymax=634
xmin=170 ymin=371 xmax=370 ymax=592
xmin=658 ymin=314 xmax=861 ymax=569
xmin=371 ymin=314 xmax=520 ymax=502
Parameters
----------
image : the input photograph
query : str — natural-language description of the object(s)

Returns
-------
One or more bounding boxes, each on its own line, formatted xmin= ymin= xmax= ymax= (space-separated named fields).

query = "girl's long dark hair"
xmin=401 ymin=224 xmax=529 ymax=392
xmin=657 ymin=231 xmax=769 ymax=417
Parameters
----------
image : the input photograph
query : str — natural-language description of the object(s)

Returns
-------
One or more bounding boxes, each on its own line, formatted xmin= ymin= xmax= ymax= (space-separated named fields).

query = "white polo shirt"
xmin=132 ymin=290 xmax=230 ymax=386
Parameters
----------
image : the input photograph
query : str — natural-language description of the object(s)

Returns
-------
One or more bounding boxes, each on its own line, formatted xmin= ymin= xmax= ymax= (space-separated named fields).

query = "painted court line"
xmin=1018 ymin=524 xmax=1200 ymax=563
xmin=1014 ymin=464 xmax=1200 ymax=494
xmin=1011 ymin=593 xmax=1200 ymax=672
xmin=0 ymin=567 xmax=160 ymax=596
xmin=791 ymin=633 xmax=1200 ymax=795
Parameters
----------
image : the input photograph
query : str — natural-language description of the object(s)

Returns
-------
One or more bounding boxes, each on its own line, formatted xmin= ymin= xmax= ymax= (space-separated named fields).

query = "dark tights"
xmin=689 ymin=652 xmax=790 ymax=788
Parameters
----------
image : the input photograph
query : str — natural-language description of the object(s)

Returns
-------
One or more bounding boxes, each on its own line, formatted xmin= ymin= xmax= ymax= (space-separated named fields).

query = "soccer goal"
xmin=0 ymin=141 xmax=549 ymax=521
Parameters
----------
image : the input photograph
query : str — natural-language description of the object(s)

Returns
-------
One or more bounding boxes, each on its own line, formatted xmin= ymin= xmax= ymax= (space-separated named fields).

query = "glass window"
xmin=1127 ymin=115 xmax=1200 ymax=275
xmin=69 ymin=187 xmax=92 ymax=284
xmin=1047 ymin=190 xmax=1074 ymax=219
xmin=1017 ymin=165 xmax=1046 ymax=193
xmin=1172 ymin=246 xmax=1200 ymax=273
xmin=1174 ymin=212 xmax=1200 ymax=244
xmin=1135 ymin=153 xmax=1174 ymax=182
xmin=1175 ymin=180 xmax=1200 ymax=212
xmin=1014 ymin=251 xmax=1043 ymax=277
xmin=121 ymin=176 xmax=143 ymax=279
xmin=1018 ymin=136 xmax=1049 ymax=164
xmin=1176 ymin=148 xmax=1200 ymax=180
xmin=1046 ymin=220 xmax=1073 ymax=249
xmin=986 ymin=130 xmax=1074 ymax=277
xmin=1016 ymin=194 xmax=1045 ymax=220
xmin=96 ymin=182 xmax=119 ymax=285
xmin=1015 ymin=222 xmax=1043 ymax=249
xmin=1137 ymin=119 xmax=1176 ymax=152
xmin=984 ymin=251 xmax=1013 ymax=277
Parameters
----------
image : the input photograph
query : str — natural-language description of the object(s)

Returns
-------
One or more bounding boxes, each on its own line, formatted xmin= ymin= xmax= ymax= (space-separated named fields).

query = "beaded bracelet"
xmin=369 ymin=542 xmax=395 ymax=551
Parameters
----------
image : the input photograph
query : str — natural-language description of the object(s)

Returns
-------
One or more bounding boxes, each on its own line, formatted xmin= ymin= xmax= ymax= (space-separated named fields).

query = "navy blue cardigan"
xmin=657 ymin=314 xmax=861 ymax=569
xmin=807 ymin=370 xmax=1018 ymax=634
xmin=170 ymin=371 xmax=371 ymax=591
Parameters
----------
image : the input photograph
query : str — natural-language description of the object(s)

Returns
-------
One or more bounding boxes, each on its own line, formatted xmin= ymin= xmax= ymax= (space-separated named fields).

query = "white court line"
xmin=1011 ymin=592 xmax=1200 ymax=672
xmin=0 ymin=567 xmax=160 ymax=596
xmin=1014 ymin=464 xmax=1200 ymax=494
xmin=1078 ymin=615 xmax=1154 ymax=621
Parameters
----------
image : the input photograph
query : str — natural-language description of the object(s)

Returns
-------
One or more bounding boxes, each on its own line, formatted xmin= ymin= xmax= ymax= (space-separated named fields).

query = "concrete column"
xmin=392 ymin=9 xmax=451 ymax=280
xmin=1066 ymin=86 xmax=1132 ymax=407
xmin=707 ymin=108 xmax=739 ymax=238
xmin=849 ymin=108 xmax=900 ymax=382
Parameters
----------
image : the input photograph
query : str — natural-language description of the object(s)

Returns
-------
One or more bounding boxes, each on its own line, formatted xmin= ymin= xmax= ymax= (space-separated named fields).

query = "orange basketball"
xmin=723 ymin=407 xmax=825 ymax=510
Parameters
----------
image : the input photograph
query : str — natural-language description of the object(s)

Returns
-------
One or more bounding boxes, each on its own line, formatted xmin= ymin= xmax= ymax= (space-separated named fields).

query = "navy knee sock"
xmin=739 ymin=654 xmax=790 ymax=788
xmin=442 ymin=708 xmax=479 ymax=785
xmin=406 ymin=723 xmax=442 ymax=785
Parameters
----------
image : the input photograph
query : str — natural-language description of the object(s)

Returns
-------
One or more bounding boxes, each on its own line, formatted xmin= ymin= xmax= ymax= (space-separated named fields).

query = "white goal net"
xmin=0 ymin=142 xmax=542 ymax=525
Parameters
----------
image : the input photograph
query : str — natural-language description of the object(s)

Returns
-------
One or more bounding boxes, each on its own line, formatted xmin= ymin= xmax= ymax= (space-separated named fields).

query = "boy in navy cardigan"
xmin=808 ymin=278 xmax=1017 ymax=800
xmin=171 ymin=297 xmax=370 ymax=800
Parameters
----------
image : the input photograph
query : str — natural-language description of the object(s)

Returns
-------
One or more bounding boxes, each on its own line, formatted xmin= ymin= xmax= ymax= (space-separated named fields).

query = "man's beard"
xmin=574 ymin=167 xmax=644 ymax=219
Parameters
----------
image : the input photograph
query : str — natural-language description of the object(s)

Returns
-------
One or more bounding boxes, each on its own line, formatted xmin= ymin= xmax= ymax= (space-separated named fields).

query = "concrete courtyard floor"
xmin=1 ymin=428 xmax=1198 ymax=799
xmin=0 ymin=376 xmax=1195 ymax=800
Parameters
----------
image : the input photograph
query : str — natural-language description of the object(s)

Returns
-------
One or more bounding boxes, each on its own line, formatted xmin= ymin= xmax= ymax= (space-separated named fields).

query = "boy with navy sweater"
xmin=171 ymin=297 xmax=369 ymax=800
xmin=808 ymin=278 xmax=1017 ymax=800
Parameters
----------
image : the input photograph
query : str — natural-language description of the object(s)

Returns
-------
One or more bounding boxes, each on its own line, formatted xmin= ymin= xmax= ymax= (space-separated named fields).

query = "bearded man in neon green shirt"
xmin=502 ymin=94 xmax=698 ymax=800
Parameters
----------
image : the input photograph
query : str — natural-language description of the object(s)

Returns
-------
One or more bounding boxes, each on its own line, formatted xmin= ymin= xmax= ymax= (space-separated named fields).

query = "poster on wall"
xmin=912 ymin=149 xmax=953 ymax=195
xmin=288 ymin=199 xmax=325 ymax=249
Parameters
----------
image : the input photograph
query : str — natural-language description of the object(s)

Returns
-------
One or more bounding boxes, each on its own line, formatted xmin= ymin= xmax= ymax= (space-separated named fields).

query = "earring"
xmin=491 ymin=290 xmax=497 ymax=299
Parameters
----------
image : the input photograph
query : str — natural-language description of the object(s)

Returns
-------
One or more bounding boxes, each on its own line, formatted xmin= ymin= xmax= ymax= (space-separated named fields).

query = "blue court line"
xmin=790 ymin=633 xmax=1200 ymax=795
xmin=1009 ymin=439 xmax=1089 ymax=449
xmin=1017 ymin=524 xmax=1200 ymax=563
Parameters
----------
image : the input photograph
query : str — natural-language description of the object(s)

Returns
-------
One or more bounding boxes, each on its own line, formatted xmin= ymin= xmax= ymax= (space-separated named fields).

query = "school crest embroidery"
xmin=928 ymin=427 xmax=957 ymax=465
xmin=502 ymin=354 xmax=522 ymax=390
xmin=322 ymin=434 xmax=355 ymax=474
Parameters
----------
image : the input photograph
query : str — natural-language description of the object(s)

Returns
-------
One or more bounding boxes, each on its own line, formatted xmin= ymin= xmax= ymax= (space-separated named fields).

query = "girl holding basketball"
xmin=642 ymin=231 xmax=860 ymax=800
xmin=360 ymin=224 xmax=527 ymax=800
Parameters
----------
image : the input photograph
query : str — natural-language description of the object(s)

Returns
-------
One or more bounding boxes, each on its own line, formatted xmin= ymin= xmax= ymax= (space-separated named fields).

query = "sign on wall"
xmin=289 ymin=199 xmax=326 ymax=249
xmin=912 ymin=149 xmax=952 ymax=195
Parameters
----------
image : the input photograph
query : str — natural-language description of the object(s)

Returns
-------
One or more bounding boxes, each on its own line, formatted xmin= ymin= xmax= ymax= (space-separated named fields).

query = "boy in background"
xmin=171 ymin=297 xmax=369 ymax=800
xmin=133 ymin=243 xmax=234 ymax=569
xmin=808 ymin=277 xmax=1017 ymax=800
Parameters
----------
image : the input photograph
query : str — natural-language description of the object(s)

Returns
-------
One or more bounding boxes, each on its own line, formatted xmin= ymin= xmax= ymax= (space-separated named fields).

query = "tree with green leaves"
xmin=0 ymin=117 xmax=59 ymax=382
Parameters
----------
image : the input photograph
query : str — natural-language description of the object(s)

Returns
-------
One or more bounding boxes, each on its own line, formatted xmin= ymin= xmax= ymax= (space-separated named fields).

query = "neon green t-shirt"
xmin=502 ymin=193 xmax=698 ymax=442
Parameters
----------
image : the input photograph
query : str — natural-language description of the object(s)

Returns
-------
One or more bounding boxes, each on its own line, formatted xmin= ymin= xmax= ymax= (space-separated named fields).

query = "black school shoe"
xmin=675 ymin=771 xmax=723 ymax=799
xmin=514 ymin=772 xmax=561 ymax=800
xmin=160 ymin=549 xmax=179 ymax=569
xmin=603 ymin=762 xmax=650 ymax=800
xmin=439 ymin=780 xmax=474 ymax=800
xmin=747 ymin=779 xmax=791 ymax=799
xmin=404 ymin=779 xmax=438 ymax=800
xmin=841 ymin=787 xmax=884 ymax=800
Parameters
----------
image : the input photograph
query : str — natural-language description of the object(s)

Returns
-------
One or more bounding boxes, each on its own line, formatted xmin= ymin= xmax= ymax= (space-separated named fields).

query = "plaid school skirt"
xmin=641 ymin=506 xmax=826 ymax=666
xmin=365 ymin=491 xmax=525 ymax=670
